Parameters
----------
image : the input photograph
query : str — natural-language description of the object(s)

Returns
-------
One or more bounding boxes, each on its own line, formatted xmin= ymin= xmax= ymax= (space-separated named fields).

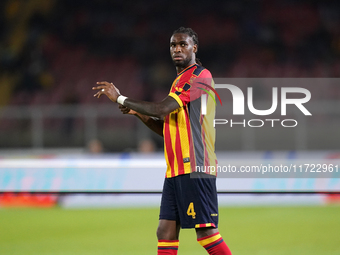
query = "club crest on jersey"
xmin=175 ymin=83 xmax=191 ymax=96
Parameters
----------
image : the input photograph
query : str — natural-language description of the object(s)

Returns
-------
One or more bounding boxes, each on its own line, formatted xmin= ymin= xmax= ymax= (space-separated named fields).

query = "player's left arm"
xmin=93 ymin=81 xmax=180 ymax=119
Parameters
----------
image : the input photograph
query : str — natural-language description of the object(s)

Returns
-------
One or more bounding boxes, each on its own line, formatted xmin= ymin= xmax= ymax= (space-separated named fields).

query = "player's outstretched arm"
xmin=122 ymin=96 xmax=179 ymax=119
xmin=119 ymin=105 xmax=164 ymax=137
xmin=93 ymin=81 xmax=180 ymax=119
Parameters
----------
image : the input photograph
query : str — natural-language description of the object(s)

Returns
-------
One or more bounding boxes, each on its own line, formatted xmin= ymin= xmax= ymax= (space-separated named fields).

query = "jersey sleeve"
xmin=169 ymin=67 xmax=213 ymax=107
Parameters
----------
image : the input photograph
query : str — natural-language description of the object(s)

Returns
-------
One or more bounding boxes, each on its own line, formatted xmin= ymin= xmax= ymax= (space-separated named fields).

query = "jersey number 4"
xmin=187 ymin=202 xmax=196 ymax=219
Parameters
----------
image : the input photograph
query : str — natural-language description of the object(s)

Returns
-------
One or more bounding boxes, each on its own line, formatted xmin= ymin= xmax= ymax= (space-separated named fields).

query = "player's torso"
xmin=163 ymin=64 xmax=217 ymax=178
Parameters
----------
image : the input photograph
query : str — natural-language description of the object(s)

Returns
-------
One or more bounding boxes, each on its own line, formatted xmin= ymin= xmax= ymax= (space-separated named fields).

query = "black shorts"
xmin=159 ymin=172 xmax=219 ymax=229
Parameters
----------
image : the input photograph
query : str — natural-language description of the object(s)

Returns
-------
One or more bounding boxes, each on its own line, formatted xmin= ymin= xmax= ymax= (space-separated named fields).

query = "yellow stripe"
xmin=177 ymin=108 xmax=191 ymax=174
xmin=198 ymin=233 xmax=222 ymax=247
xmin=158 ymin=241 xmax=179 ymax=247
xmin=163 ymin=116 xmax=171 ymax=178
xmin=195 ymin=223 xmax=213 ymax=228
xmin=164 ymin=143 xmax=171 ymax=178
xmin=202 ymin=81 xmax=217 ymax=176
xmin=169 ymin=93 xmax=183 ymax=107
xmin=168 ymin=111 xmax=179 ymax=176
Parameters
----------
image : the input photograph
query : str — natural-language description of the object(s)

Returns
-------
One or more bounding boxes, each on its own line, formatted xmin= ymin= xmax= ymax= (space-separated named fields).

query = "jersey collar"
xmin=176 ymin=63 xmax=197 ymax=77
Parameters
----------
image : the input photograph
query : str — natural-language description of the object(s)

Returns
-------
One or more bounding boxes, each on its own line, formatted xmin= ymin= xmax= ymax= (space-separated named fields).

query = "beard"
xmin=172 ymin=56 xmax=193 ymax=69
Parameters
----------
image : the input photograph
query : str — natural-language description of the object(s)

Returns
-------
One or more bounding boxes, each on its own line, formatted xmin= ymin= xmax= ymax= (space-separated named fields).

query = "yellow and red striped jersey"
xmin=163 ymin=64 xmax=217 ymax=178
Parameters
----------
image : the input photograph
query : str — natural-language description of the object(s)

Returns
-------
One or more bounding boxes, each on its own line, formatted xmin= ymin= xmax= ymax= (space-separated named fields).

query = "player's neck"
xmin=176 ymin=61 xmax=196 ymax=74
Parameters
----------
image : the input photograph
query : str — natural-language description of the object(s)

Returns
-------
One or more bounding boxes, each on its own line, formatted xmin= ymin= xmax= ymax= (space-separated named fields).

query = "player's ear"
xmin=193 ymin=44 xmax=198 ymax=54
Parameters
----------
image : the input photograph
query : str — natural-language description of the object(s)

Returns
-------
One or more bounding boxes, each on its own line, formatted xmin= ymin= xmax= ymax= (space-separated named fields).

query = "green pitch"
xmin=1 ymin=205 xmax=339 ymax=255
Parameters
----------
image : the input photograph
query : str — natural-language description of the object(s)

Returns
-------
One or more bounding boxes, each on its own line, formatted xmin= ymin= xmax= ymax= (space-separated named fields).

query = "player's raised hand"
xmin=119 ymin=104 xmax=137 ymax=115
xmin=92 ymin=81 xmax=120 ymax=102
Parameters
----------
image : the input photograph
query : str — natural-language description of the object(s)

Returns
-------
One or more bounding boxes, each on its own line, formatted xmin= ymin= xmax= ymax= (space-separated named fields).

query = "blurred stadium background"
xmin=0 ymin=0 xmax=340 ymax=254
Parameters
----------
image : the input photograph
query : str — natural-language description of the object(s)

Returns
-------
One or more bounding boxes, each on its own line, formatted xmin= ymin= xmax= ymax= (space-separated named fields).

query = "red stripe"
xmin=196 ymin=223 xmax=217 ymax=229
xmin=204 ymin=136 xmax=210 ymax=173
xmin=200 ymin=115 xmax=210 ymax=174
xmin=158 ymin=240 xmax=179 ymax=243
xmin=185 ymin=108 xmax=195 ymax=172
xmin=164 ymin=116 xmax=175 ymax=177
xmin=215 ymin=159 xmax=218 ymax=176
xmin=175 ymin=114 xmax=185 ymax=175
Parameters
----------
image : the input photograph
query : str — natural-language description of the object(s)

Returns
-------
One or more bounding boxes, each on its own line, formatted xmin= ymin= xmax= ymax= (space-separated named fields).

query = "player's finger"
xmin=92 ymin=86 xmax=106 ymax=90
xmin=96 ymin=81 xmax=110 ymax=85
xmin=93 ymin=91 xmax=102 ymax=98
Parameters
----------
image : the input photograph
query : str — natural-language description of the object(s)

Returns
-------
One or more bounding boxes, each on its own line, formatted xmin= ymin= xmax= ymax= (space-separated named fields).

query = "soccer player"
xmin=93 ymin=27 xmax=232 ymax=255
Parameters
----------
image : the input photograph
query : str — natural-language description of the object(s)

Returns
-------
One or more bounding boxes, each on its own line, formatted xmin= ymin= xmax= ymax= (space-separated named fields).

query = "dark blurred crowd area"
xmin=1 ymin=0 xmax=340 ymax=107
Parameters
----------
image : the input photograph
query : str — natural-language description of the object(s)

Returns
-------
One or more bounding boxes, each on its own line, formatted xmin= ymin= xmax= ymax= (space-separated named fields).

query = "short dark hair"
xmin=172 ymin=27 xmax=202 ymax=66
